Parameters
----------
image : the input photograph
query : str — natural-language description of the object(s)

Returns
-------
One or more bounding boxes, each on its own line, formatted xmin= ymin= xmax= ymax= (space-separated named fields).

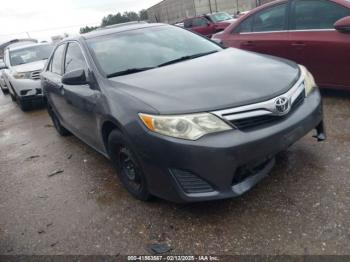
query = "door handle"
xmin=242 ymin=41 xmax=255 ymax=46
xmin=291 ymin=42 xmax=306 ymax=47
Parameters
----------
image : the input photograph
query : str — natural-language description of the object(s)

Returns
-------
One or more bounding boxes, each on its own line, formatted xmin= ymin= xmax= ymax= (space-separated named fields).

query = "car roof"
xmin=80 ymin=22 xmax=166 ymax=40
xmin=7 ymin=42 xmax=51 ymax=52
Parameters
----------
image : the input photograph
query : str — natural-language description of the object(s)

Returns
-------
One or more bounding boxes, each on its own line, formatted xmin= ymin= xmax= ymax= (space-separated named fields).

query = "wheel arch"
xmin=101 ymin=117 xmax=125 ymax=153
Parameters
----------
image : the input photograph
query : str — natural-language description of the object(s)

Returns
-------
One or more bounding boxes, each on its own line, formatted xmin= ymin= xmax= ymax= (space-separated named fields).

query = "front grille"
xmin=231 ymin=91 xmax=305 ymax=131
xmin=171 ymin=169 xmax=214 ymax=194
xmin=30 ymin=70 xmax=41 ymax=80
xmin=233 ymin=158 xmax=272 ymax=185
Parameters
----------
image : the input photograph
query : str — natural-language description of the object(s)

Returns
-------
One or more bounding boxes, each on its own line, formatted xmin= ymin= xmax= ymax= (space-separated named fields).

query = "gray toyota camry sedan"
xmin=41 ymin=22 xmax=325 ymax=203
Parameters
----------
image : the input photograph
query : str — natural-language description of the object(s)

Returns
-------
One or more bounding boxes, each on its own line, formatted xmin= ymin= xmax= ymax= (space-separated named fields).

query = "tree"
xmin=80 ymin=9 xmax=148 ymax=34
xmin=80 ymin=25 xmax=98 ymax=34
xmin=139 ymin=9 xmax=148 ymax=21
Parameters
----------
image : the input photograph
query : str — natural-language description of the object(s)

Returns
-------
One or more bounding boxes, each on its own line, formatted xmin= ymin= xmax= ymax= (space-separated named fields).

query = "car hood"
xmin=12 ymin=60 xmax=47 ymax=73
xmin=109 ymin=48 xmax=300 ymax=114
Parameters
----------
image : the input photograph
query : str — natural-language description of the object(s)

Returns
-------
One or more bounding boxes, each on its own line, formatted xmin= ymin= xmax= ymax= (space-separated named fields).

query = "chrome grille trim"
xmin=30 ymin=70 xmax=41 ymax=80
xmin=211 ymin=66 xmax=306 ymax=122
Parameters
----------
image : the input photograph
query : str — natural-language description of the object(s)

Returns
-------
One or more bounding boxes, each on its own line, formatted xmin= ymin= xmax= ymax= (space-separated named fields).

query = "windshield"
xmin=87 ymin=25 xmax=222 ymax=77
xmin=10 ymin=45 xmax=53 ymax=66
xmin=209 ymin=12 xmax=233 ymax=22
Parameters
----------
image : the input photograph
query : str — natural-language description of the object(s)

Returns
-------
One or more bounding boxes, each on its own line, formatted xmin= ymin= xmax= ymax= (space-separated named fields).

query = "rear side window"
xmin=236 ymin=16 xmax=254 ymax=33
xmin=50 ymin=44 xmax=65 ymax=75
xmin=64 ymin=42 xmax=87 ymax=73
xmin=192 ymin=18 xmax=209 ymax=27
xmin=252 ymin=4 xmax=287 ymax=32
xmin=291 ymin=0 xmax=350 ymax=30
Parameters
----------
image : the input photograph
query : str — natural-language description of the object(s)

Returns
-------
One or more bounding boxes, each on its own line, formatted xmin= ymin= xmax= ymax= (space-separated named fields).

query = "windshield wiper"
xmin=106 ymin=51 xmax=219 ymax=77
xmin=158 ymin=50 xmax=219 ymax=67
xmin=107 ymin=67 xmax=156 ymax=78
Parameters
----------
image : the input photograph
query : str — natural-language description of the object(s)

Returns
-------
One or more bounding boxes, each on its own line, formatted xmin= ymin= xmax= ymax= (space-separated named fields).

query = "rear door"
xmin=288 ymin=0 xmax=350 ymax=88
xmin=223 ymin=2 xmax=289 ymax=58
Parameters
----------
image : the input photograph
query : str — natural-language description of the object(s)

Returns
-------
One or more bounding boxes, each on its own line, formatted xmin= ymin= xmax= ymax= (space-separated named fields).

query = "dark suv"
xmin=41 ymin=23 xmax=325 ymax=203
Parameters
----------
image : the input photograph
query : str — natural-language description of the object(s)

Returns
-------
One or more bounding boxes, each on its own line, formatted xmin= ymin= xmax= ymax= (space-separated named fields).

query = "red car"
xmin=183 ymin=12 xmax=237 ymax=38
xmin=213 ymin=0 xmax=350 ymax=90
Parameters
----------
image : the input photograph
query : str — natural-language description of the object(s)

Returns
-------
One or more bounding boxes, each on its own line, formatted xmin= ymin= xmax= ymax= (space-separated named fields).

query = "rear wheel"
xmin=107 ymin=130 xmax=151 ymax=201
xmin=47 ymin=103 xmax=70 ymax=136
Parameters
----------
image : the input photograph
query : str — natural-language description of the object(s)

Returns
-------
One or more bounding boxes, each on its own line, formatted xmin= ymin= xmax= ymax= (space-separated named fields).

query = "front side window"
xmin=50 ymin=44 xmax=65 ymax=75
xmin=291 ymin=0 xmax=350 ymax=30
xmin=87 ymin=25 xmax=222 ymax=77
xmin=64 ymin=42 xmax=87 ymax=73
xmin=9 ymin=45 xmax=53 ymax=66
xmin=252 ymin=3 xmax=287 ymax=32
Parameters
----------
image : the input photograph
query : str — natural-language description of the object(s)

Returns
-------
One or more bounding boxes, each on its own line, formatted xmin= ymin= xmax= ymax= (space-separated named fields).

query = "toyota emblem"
xmin=275 ymin=97 xmax=290 ymax=115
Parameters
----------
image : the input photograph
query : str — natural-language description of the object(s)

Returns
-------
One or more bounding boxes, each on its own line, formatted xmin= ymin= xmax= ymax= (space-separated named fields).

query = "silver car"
xmin=0 ymin=59 xmax=8 ymax=93
xmin=2 ymin=43 xmax=53 ymax=111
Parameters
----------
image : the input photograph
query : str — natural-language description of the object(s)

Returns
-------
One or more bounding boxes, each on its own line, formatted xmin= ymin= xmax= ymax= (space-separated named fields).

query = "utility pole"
xmin=26 ymin=32 xmax=31 ymax=39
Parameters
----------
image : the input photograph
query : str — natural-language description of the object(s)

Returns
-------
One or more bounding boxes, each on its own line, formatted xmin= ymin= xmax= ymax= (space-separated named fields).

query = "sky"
xmin=0 ymin=0 xmax=161 ymax=44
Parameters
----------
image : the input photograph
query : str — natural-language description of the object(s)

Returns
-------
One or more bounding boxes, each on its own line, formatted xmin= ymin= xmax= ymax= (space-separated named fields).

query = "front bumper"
xmin=133 ymin=89 xmax=324 ymax=203
xmin=11 ymin=78 xmax=43 ymax=102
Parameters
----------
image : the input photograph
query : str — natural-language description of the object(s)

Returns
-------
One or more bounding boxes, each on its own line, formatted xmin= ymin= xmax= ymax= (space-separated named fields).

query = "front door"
xmin=60 ymin=42 xmax=102 ymax=150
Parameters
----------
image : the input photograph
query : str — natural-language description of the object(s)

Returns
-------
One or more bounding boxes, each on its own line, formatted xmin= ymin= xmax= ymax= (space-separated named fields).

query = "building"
xmin=147 ymin=0 xmax=275 ymax=24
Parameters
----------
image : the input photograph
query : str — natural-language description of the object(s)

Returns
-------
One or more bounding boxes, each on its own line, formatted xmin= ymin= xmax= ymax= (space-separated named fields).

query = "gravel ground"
xmin=0 ymin=90 xmax=349 ymax=255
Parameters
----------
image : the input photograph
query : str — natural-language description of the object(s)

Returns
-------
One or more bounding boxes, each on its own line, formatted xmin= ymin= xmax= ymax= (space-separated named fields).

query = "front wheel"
xmin=10 ymin=91 xmax=16 ymax=101
xmin=19 ymin=99 xmax=30 ymax=111
xmin=107 ymin=130 xmax=152 ymax=201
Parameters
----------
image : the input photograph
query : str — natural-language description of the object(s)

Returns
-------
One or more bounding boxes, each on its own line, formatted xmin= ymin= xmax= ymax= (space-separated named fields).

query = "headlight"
xmin=13 ymin=72 xmax=31 ymax=79
xmin=300 ymin=65 xmax=317 ymax=96
xmin=139 ymin=113 xmax=233 ymax=140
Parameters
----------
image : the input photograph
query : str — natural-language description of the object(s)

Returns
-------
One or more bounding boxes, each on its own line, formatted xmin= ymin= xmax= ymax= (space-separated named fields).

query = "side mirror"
xmin=334 ymin=16 xmax=350 ymax=33
xmin=62 ymin=69 xmax=88 ymax=85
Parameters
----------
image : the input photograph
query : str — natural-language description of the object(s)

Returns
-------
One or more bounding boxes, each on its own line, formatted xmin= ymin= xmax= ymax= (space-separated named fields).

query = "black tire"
xmin=19 ymin=99 xmax=31 ymax=111
xmin=107 ymin=130 xmax=152 ymax=201
xmin=47 ymin=103 xmax=70 ymax=136
xmin=0 ymin=85 xmax=8 ymax=94
xmin=10 ymin=90 xmax=16 ymax=101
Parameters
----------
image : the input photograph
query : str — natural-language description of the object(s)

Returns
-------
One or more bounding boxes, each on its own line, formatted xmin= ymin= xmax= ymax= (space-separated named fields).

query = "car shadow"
xmin=321 ymin=89 xmax=350 ymax=99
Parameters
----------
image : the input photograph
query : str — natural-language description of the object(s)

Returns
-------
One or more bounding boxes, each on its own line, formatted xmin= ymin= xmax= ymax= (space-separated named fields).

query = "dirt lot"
xmin=0 ymin=90 xmax=349 ymax=255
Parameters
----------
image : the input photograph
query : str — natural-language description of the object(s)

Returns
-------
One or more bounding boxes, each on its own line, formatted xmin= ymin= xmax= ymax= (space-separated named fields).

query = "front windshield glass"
xmin=87 ymin=25 xmax=222 ymax=77
xmin=10 ymin=45 xmax=53 ymax=66
xmin=209 ymin=12 xmax=233 ymax=22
